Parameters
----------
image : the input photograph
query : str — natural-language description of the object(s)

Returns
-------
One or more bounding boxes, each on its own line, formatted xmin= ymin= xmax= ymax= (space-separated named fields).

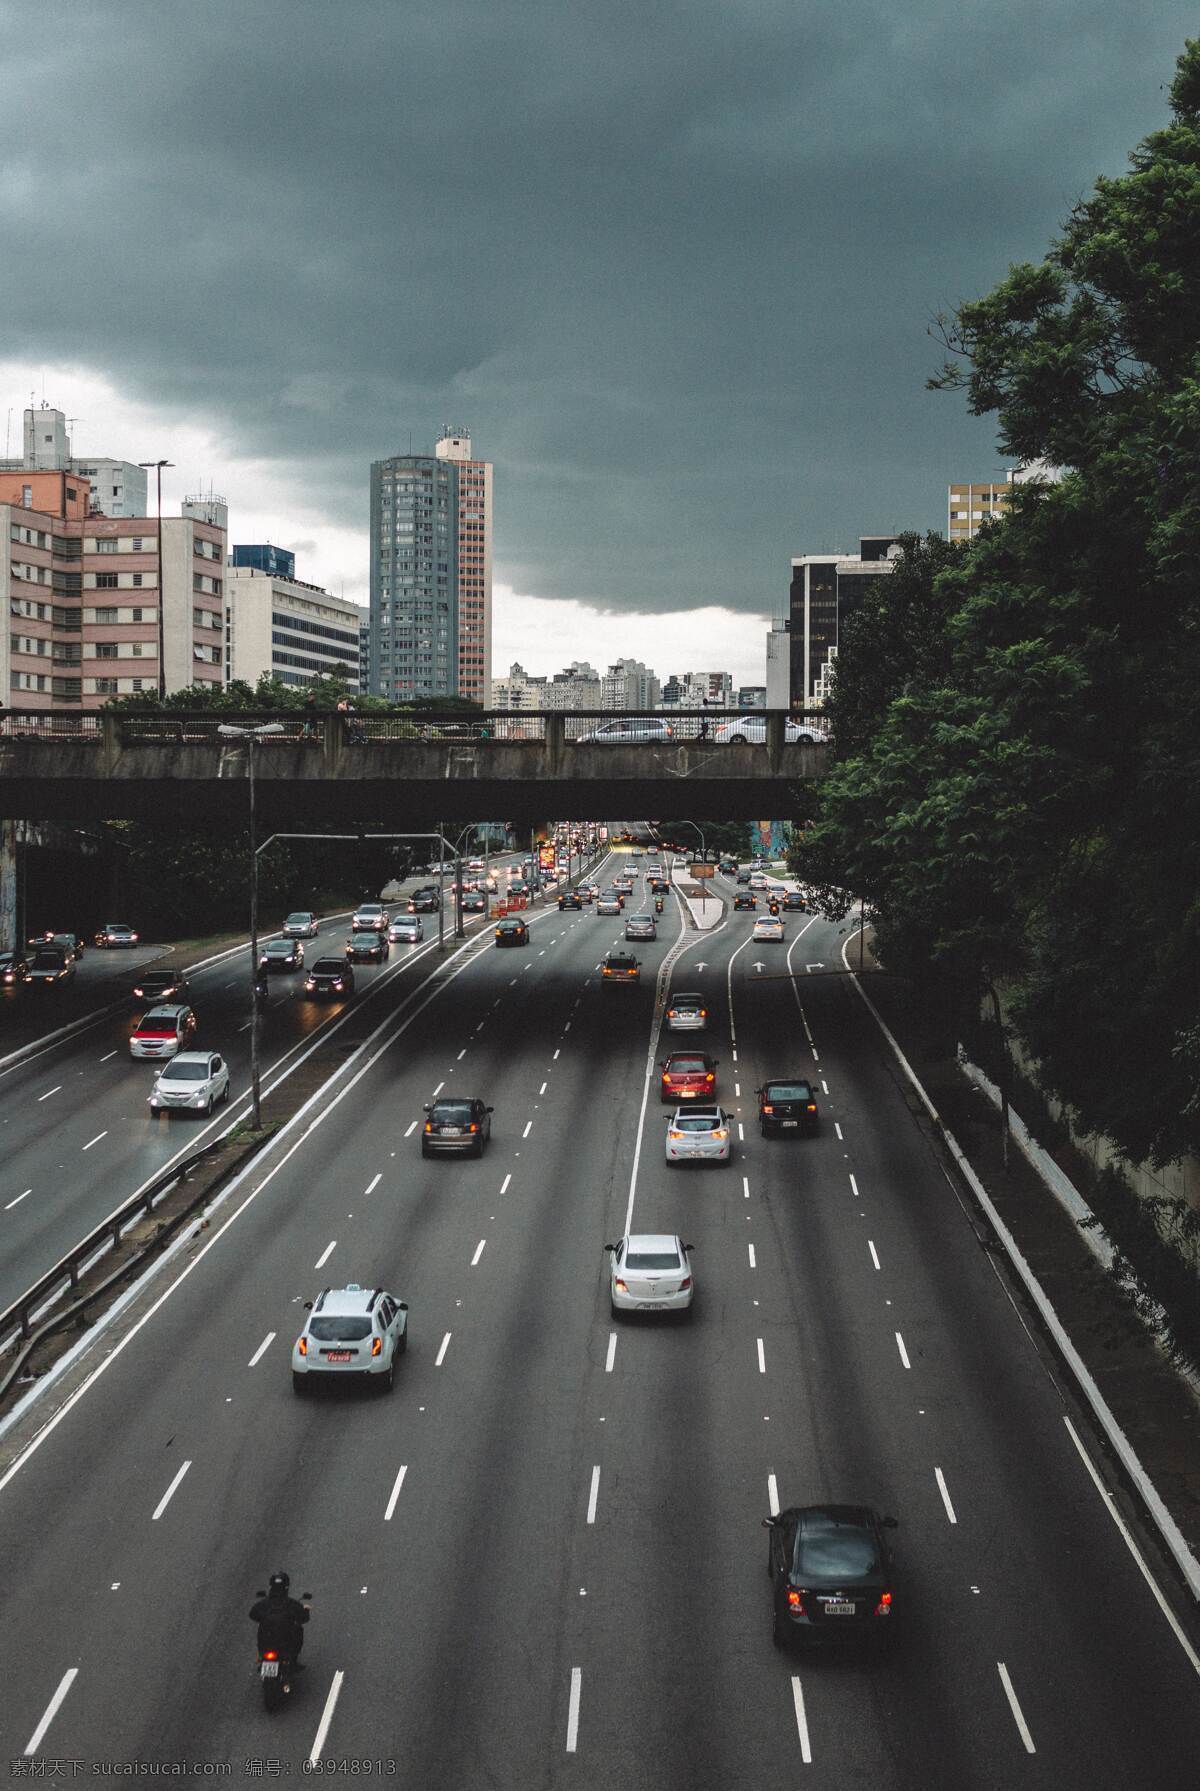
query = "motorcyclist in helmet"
xmin=249 ymin=1571 xmax=310 ymax=1667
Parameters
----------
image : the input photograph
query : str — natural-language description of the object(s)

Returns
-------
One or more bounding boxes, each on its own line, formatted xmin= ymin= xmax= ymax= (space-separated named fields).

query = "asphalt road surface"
xmin=0 ymin=852 xmax=1197 ymax=1786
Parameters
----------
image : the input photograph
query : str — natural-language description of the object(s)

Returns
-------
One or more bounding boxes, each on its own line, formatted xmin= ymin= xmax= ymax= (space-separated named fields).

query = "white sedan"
xmin=753 ymin=916 xmax=786 ymax=943
xmin=149 ymin=1051 xmax=231 ymax=1117
xmin=665 ymin=1106 xmax=731 ymax=1165
xmin=710 ymin=715 xmax=824 ymax=745
xmin=606 ymin=1233 xmax=695 ymax=1316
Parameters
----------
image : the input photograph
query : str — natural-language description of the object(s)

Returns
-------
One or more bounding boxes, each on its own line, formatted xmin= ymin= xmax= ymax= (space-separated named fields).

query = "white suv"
xmin=292 ymin=1284 xmax=409 ymax=1392
xmin=149 ymin=1051 xmax=231 ymax=1117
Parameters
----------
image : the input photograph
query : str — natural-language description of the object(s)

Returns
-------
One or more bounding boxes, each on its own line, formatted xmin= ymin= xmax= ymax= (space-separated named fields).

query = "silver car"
xmin=149 ymin=1050 xmax=230 ymax=1117
xmin=575 ymin=717 xmax=674 ymax=745
xmin=596 ymin=893 xmax=622 ymax=915
xmin=665 ymin=991 xmax=708 ymax=1032
xmin=352 ymin=903 xmax=389 ymax=932
xmin=283 ymin=911 xmax=319 ymax=938
xmin=389 ymin=914 xmax=424 ymax=943
xmin=625 ymin=913 xmax=657 ymax=941
xmin=25 ymin=948 xmax=75 ymax=986
xmin=606 ymin=1233 xmax=694 ymax=1317
xmin=292 ymin=1283 xmax=409 ymax=1392
xmin=665 ymin=1105 xmax=731 ymax=1165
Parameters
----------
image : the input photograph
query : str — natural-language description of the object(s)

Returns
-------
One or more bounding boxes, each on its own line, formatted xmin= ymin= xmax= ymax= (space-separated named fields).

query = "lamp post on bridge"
xmin=218 ymin=721 xmax=285 ymax=1130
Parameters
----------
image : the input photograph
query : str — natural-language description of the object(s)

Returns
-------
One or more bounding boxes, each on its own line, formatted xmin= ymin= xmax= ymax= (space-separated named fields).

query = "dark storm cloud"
xmin=1 ymin=0 xmax=1193 ymax=612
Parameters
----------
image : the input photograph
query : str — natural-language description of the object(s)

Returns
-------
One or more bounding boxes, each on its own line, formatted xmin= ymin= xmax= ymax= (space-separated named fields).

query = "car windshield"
xmin=674 ymin=1115 xmax=719 ymax=1132
xmin=138 ymin=975 xmax=174 ymax=990
xmin=629 ymin=915 xmax=653 ymax=924
xmin=105 ymin=925 xmax=132 ymax=933
xmin=357 ymin=905 xmax=382 ymax=915
xmin=312 ymin=959 xmax=344 ymax=974
xmin=668 ymin=1058 xmax=708 ymax=1073
xmin=432 ymin=1102 xmax=473 ymax=1122
xmin=265 ymin=942 xmax=292 ymax=954
xmin=160 ymin=1060 xmax=205 ymax=1081
xmin=138 ymin=1022 xmax=178 ymax=1036
xmin=625 ymin=1250 xmax=681 ymax=1270
xmin=308 ymin=1317 xmax=372 ymax=1342
xmin=767 ymin=1084 xmax=812 ymax=1101
xmin=671 ymin=994 xmax=702 ymax=1007
xmin=32 ymin=951 xmax=66 ymax=969
xmin=286 ymin=913 xmax=311 ymax=924
xmin=794 ymin=1527 xmax=879 ymax=1579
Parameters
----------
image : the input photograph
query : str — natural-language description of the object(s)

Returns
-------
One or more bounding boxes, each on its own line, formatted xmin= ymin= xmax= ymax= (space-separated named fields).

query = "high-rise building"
xmin=601 ymin=658 xmax=660 ymax=710
xmin=782 ymin=537 xmax=900 ymax=706
xmin=369 ymin=451 xmax=459 ymax=700
xmin=737 ymin=685 xmax=766 ymax=708
xmin=492 ymin=662 xmax=547 ymax=710
xmin=435 ymin=428 xmax=492 ymax=706
xmin=0 ymin=469 xmax=225 ymax=707
xmin=233 ymin=542 xmax=295 ymax=580
xmin=661 ymin=670 xmax=732 ymax=708
xmin=1 ymin=403 xmax=148 ymax=515
xmin=225 ymin=562 xmax=362 ymax=691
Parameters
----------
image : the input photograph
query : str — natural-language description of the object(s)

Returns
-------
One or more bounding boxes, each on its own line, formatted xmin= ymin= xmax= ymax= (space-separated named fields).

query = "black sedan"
xmin=558 ymin=892 xmax=582 ymax=910
xmin=764 ymin=1504 xmax=898 ymax=1650
xmin=757 ymin=1079 xmax=819 ymax=1136
xmin=304 ymin=957 xmax=355 ymax=999
xmin=408 ymin=887 xmax=441 ymax=913
xmin=494 ymin=918 xmax=529 ymax=947
xmin=460 ymin=890 xmax=487 ymax=913
xmin=132 ymin=969 xmax=192 ymax=1005
xmin=783 ymin=891 xmax=807 ymax=911
xmin=345 ymin=932 xmax=390 ymax=965
xmin=422 ymin=1096 xmax=493 ymax=1157
xmin=733 ymin=892 xmax=757 ymax=911
xmin=259 ymin=939 xmax=305 ymax=973
xmin=0 ymin=951 xmax=29 ymax=991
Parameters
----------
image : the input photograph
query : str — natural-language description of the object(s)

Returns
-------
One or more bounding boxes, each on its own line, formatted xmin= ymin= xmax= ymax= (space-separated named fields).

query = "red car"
xmin=660 ymin=1052 xmax=719 ymax=1104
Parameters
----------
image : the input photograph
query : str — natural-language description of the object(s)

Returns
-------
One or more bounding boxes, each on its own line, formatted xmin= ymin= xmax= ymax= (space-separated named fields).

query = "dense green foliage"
xmin=105 ymin=675 xmax=482 ymax=714
xmin=794 ymin=41 xmax=1200 ymax=1167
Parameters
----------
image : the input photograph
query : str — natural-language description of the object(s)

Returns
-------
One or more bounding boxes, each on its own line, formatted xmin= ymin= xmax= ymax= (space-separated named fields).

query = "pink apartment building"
xmin=1 ymin=471 xmax=225 ymax=709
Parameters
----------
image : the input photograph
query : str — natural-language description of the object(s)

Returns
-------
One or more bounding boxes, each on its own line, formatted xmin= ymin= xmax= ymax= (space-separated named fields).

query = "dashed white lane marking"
xmin=895 ymin=1332 xmax=911 ymax=1370
xmin=811 ymin=1047 xmax=819 ymax=1062
xmin=100 ymin=1050 xmax=117 ymax=1063
xmin=849 ymin=1173 xmax=860 ymax=1198
xmin=471 ymin=1239 xmax=486 ymax=1267
xmin=790 ymin=1676 xmax=813 ymax=1763
xmin=743 ymin=1175 xmax=751 ymax=1201
xmin=738 ymin=1122 xmax=745 ymax=1142
xmin=522 ymin=1119 xmax=533 ymax=1138
xmin=431 ymin=1080 xmax=444 ymax=1097
xmin=553 ymin=1048 xmax=560 ymax=1060
xmin=404 ymin=1120 xmax=418 ymax=1137
xmin=605 ymin=1332 xmax=617 ymax=1373
xmin=310 ymin=1669 xmax=346 ymax=1768
xmin=748 ymin=1243 xmax=756 ymax=1268
xmin=248 ymin=1332 xmax=275 ymax=1367
xmin=566 ymin=1667 xmax=583 ymax=1753
xmin=997 ymin=1663 xmax=1036 ymax=1753
xmin=586 ymin=1465 xmax=601 ymax=1525
xmin=821 ymin=1079 xmax=829 ymax=1094
xmin=475 ymin=1021 xmax=485 ymax=1033
xmin=564 ymin=1020 xmax=572 ymax=1032
xmin=935 ymin=1467 xmax=958 ymax=1524
xmin=435 ymin=1331 xmax=452 ymax=1366
xmin=757 ymin=1338 xmax=766 ymax=1374
xmin=834 ymin=1122 xmax=843 ymax=1140
xmin=24 ymin=1667 xmax=78 ymax=1757
xmin=365 ymin=1173 xmax=381 ymax=1195
xmin=868 ymin=1240 xmax=881 ymax=1271
xmin=500 ymin=1173 xmax=511 ymax=1194
xmin=539 ymin=1081 xmax=547 ymax=1095
xmin=37 ymin=1086 xmax=62 ymax=1101
xmin=151 ymin=1459 xmax=191 ymax=1521
xmin=5 ymin=1189 xmax=32 ymax=1210
xmin=314 ymin=1239 xmax=337 ymax=1270
xmin=383 ymin=1464 xmax=408 ymax=1521
xmin=767 ymin=1472 xmax=780 ymax=1516
xmin=457 ymin=1048 xmax=467 ymax=1060
xmin=81 ymin=1131 xmax=108 ymax=1152
xmin=510 ymin=977 xmax=518 ymax=986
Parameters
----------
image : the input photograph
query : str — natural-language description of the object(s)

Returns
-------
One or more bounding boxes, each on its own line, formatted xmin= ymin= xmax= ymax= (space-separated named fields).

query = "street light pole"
xmin=138 ymin=459 xmax=173 ymax=700
xmin=437 ymin=823 xmax=445 ymax=951
xmin=217 ymin=721 xmax=284 ymax=1129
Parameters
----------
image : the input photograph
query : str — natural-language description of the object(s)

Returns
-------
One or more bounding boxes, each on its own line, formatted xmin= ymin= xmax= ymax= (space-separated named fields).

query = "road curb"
xmin=841 ymin=939 xmax=1200 ymax=1604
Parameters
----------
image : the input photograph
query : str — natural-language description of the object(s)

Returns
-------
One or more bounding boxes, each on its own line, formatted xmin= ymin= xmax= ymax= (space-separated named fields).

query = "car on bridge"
xmin=95 ymin=922 xmax=139 ymax=948
xmin=711 ymin=715 xmax=824 ymax=745
xmin=304 ymin=957 xmax=355 ymax=999
xmin=575 ymin=717 xmax=674 ymax=745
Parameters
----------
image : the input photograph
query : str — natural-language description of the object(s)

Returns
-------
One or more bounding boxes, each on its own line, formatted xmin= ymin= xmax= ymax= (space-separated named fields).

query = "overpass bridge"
xmin=0 ymin=708 xmax=830 ymax=828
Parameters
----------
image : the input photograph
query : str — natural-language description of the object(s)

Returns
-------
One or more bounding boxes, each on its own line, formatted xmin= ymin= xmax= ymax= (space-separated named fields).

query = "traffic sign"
xmin=689 ymin=862 xmax=715 ymax=879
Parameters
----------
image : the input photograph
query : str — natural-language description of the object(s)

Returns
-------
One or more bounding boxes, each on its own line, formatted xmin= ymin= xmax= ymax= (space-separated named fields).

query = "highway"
xmin=0 ymin=851 xmax=1197 ymax=1786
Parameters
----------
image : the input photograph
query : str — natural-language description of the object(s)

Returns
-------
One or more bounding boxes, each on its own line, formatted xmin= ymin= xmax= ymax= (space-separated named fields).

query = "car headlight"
xmin=191 ymin=1092 xmax=207 ymax=1106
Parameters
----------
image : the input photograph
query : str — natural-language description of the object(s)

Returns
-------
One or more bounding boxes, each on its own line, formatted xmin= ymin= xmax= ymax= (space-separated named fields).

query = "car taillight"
xmin=705 ymin=1072 xmax=714 ymax=1081
xmin=372 ymin=1337 xmax=383 ymax=1357
xmin=787 ymin=1588 xmax=805 ymax=1613
xmin=425 ymin=1121 xmax=433 ymax=1132
xmin=263 ymin=1649 xmax=279 ymax=1661
xmin=699 ymin=1009 xmax=707 ymax=1017
xmin=875 ymin=1592 xmax=892 ymax=1616
xmin=662 ymin=1072 xmax=670 ymax=1082
xmin=762 ymin=1104 xmax=773 ymax=1114
xmin=614 ymin=1279 xmax=628 ymax=1293
xmin=628 ymin=967 xmax=636 ymax=975
xmin=468 ymin=1122 xmax=477 ymax=1132
xmin=807 ymin=1103 xmax=816 ymax=1112
xmin=713 ymin=1129 xmax=727 ymax=1140
xmin=678 ymin=1276 xmax=692 ymax=1291
xmin=297 ymin=1338 xmax=307 ymax=1356
xmin=668 ymin=1129 xmax=683 ymax=1140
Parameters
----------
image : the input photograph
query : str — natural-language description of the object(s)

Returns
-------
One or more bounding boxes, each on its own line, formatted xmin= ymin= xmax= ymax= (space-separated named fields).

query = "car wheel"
xmin=730 ymin=733 xmax=748 ymax=745
xmin=610 ymin=1300 xmax=621 ymax=1321
xmin=223 ymin=1081 xmax=232 ymax=1104
xmin=420 ymin=1144 xmax=430 ymax=1159
xmin=760 ymin=1122 xmax=770 ymax=1138
xmin=203 ymin=1096 xmax=213 ymax=1117
xmin=381 ymin=1362 xmax=395 ymax=1393
xmin=292 ymin=1372 xmax=308 ymax=1395
xmin=397 ymin=1330 xmax=408 ymax=1354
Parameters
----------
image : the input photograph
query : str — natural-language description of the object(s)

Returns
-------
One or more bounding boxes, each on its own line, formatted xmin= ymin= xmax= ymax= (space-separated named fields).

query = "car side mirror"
xmin=683 ymin=1242 xmax=695 ymax=1252
xmin=486 ymin=1106 xmax=494 ymax=1113
xmin=303 ymin=1301 xmax=313 ymax=1311
xmin=423 ymin=1103 xmax=432 ymax=1113
xmin=256 ymin=1588 xmax=267 ymax=1597
xmin=397 ymin=1301 xmax=408 ymax=1312
xmin=882 ymin=1515 xmax=899 ymax=1529
xmin=603 ymin=1243 xmax=616 ymax=1253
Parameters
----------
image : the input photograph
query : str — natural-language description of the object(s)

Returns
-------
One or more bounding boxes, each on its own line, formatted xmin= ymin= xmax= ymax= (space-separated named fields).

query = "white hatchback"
xmin=753 ymin=916 xmax=786 ymax=942
xmin=149 ymin=1050 xmax=231 ymax=1117
xmin=606 ymin=1233 xmax=694 ymax=1316
xmin=389 ymin=914 xmax=424 ymax=943
xmin=665 ymin=1106 xmax=731 ymax=1165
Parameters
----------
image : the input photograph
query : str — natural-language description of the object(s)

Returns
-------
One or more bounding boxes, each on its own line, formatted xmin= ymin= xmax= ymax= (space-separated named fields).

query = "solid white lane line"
xmin=431 ymin=1080 xmax=444 ymax=1096
xmin=790 ymin=1676 xmax=812 ymax=1763
xmin=37 ymin=1086 xmax=62 ymax=1101
xmin=540 ymin=1081 xmax=547 ymax=1095
xmin=522 ymin=1119 xmax=533 ymax=1138
xmin=99 ymin=1050 xmax=117 ymax=1063
xmin=471 ymin=1239 xmax=486 ymax=1267
xmin=935 ymin=1467 xmax=958 ymax=1524
xmin=248 ymin=1332 xmax=275 ymax=1368
xmin=24 ymin=1667 xmax=78 ymax=1757
xmin=565 ymin=1667 xmax=582 ymax=1753
xmin=757 ymin=1338 xmax=766 ymax=1374
xmin=767 ymin=1472 xmax=780 ymax=1517
xmin=500 ymin=1173 xmax=511 ymax=1194
xmin=314 ymin=1239 xmax=337 ymax=1270
xmin=868 ymin=1240 xmax=881 ymax=1271
xmin=81 ymin=1131 xmax=108 ymax=1152
xmin=895 ymin=1332 xmax=911 ymax=1370
xmin=151 ymin=1459 xmax=191 ymax=1521
xmin=5 ymin=1189 xmax=32 ymax=1210
xmin=743 ymin=1175 xmax=751 ymax=1200
xmin=605 ymin=1332 xmax=617 ymax=1373
xmin=383 ymin=1465 xmax=408 ymax=1522
xmin=586 ymin=1465 xmax=601 ymax=1525
xmin=457 ymin=1048 xmax=467 ymax=1060
xmin=365 ymin=1173 xmax=381 ymax=1195
xmin=997 ymin=1663 xmax=1036 ymax=1753
xmin=435 ymin=1331 xmax=451 ymax=1366
xmin=1063 ymin=1414 xmax=1200 ymax=1674
xmin=748 ymin=1243 xmax=756 ymax=1268
xmin=310 ymin=1669 xmax=346 ymax=1768
xmin=834 ymin=1122 xmax=843 ymax=1140
xmin=849 ymin=1173 xmax=859 ymax=1198
xmin=404 ymin=1120 xmax=418 ymax=1137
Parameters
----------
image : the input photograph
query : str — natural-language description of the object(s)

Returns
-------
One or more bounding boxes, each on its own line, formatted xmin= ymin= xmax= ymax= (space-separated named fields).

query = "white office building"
xmin=225 ymin=565 xmax=363 ymax=691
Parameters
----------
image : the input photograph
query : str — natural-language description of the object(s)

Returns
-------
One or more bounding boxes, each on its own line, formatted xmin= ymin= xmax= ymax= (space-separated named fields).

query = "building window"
xmin=96 ymin=538 xmax=118 ymax=554
xmin=95 ymin=678 xmax=119 ymax=694
xmin=95 ymin=573 xmax=119 ymax=589
xmin=131 ymin=537 xmax=143 ymax=551
xmin=94 ymin=607 xmax=118 ymax=623
xmin=95 ymin=643 xmax=118 ymax=659
xmin=132 ymin=573 xmax=143 ymax=587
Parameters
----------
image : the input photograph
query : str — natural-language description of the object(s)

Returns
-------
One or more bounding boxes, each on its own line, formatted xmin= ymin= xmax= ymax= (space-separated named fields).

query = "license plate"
xmin=781 ymin=1119 xmax=798 ymax=1127
xmin=443 ymin=1128 xmax=463 ymax=1136
xmin=324 ymin=1350 xmax=352 ymax=1362
xmin=824 ymin=1602 xmax=855 ymax=1616
xmin=261 ymin=1661 xmax=280 ymax=1678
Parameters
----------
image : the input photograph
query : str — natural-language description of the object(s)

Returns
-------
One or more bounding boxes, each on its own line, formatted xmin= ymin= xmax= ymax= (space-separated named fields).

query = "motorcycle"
xmin=654 ymin=895 xmax=665 ymax=914
xmin=256 ymin=1592 xmax=312 ymax=1710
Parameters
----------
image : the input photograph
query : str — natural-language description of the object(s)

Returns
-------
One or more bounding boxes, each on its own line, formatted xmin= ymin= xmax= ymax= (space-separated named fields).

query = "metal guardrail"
xmin=0 ymin=1138 xmax=226 ymax=1376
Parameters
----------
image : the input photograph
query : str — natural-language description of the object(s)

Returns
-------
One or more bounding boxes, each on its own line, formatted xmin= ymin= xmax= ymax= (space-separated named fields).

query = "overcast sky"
xmin=1 ymin=1 xmax=1192 ymax=685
